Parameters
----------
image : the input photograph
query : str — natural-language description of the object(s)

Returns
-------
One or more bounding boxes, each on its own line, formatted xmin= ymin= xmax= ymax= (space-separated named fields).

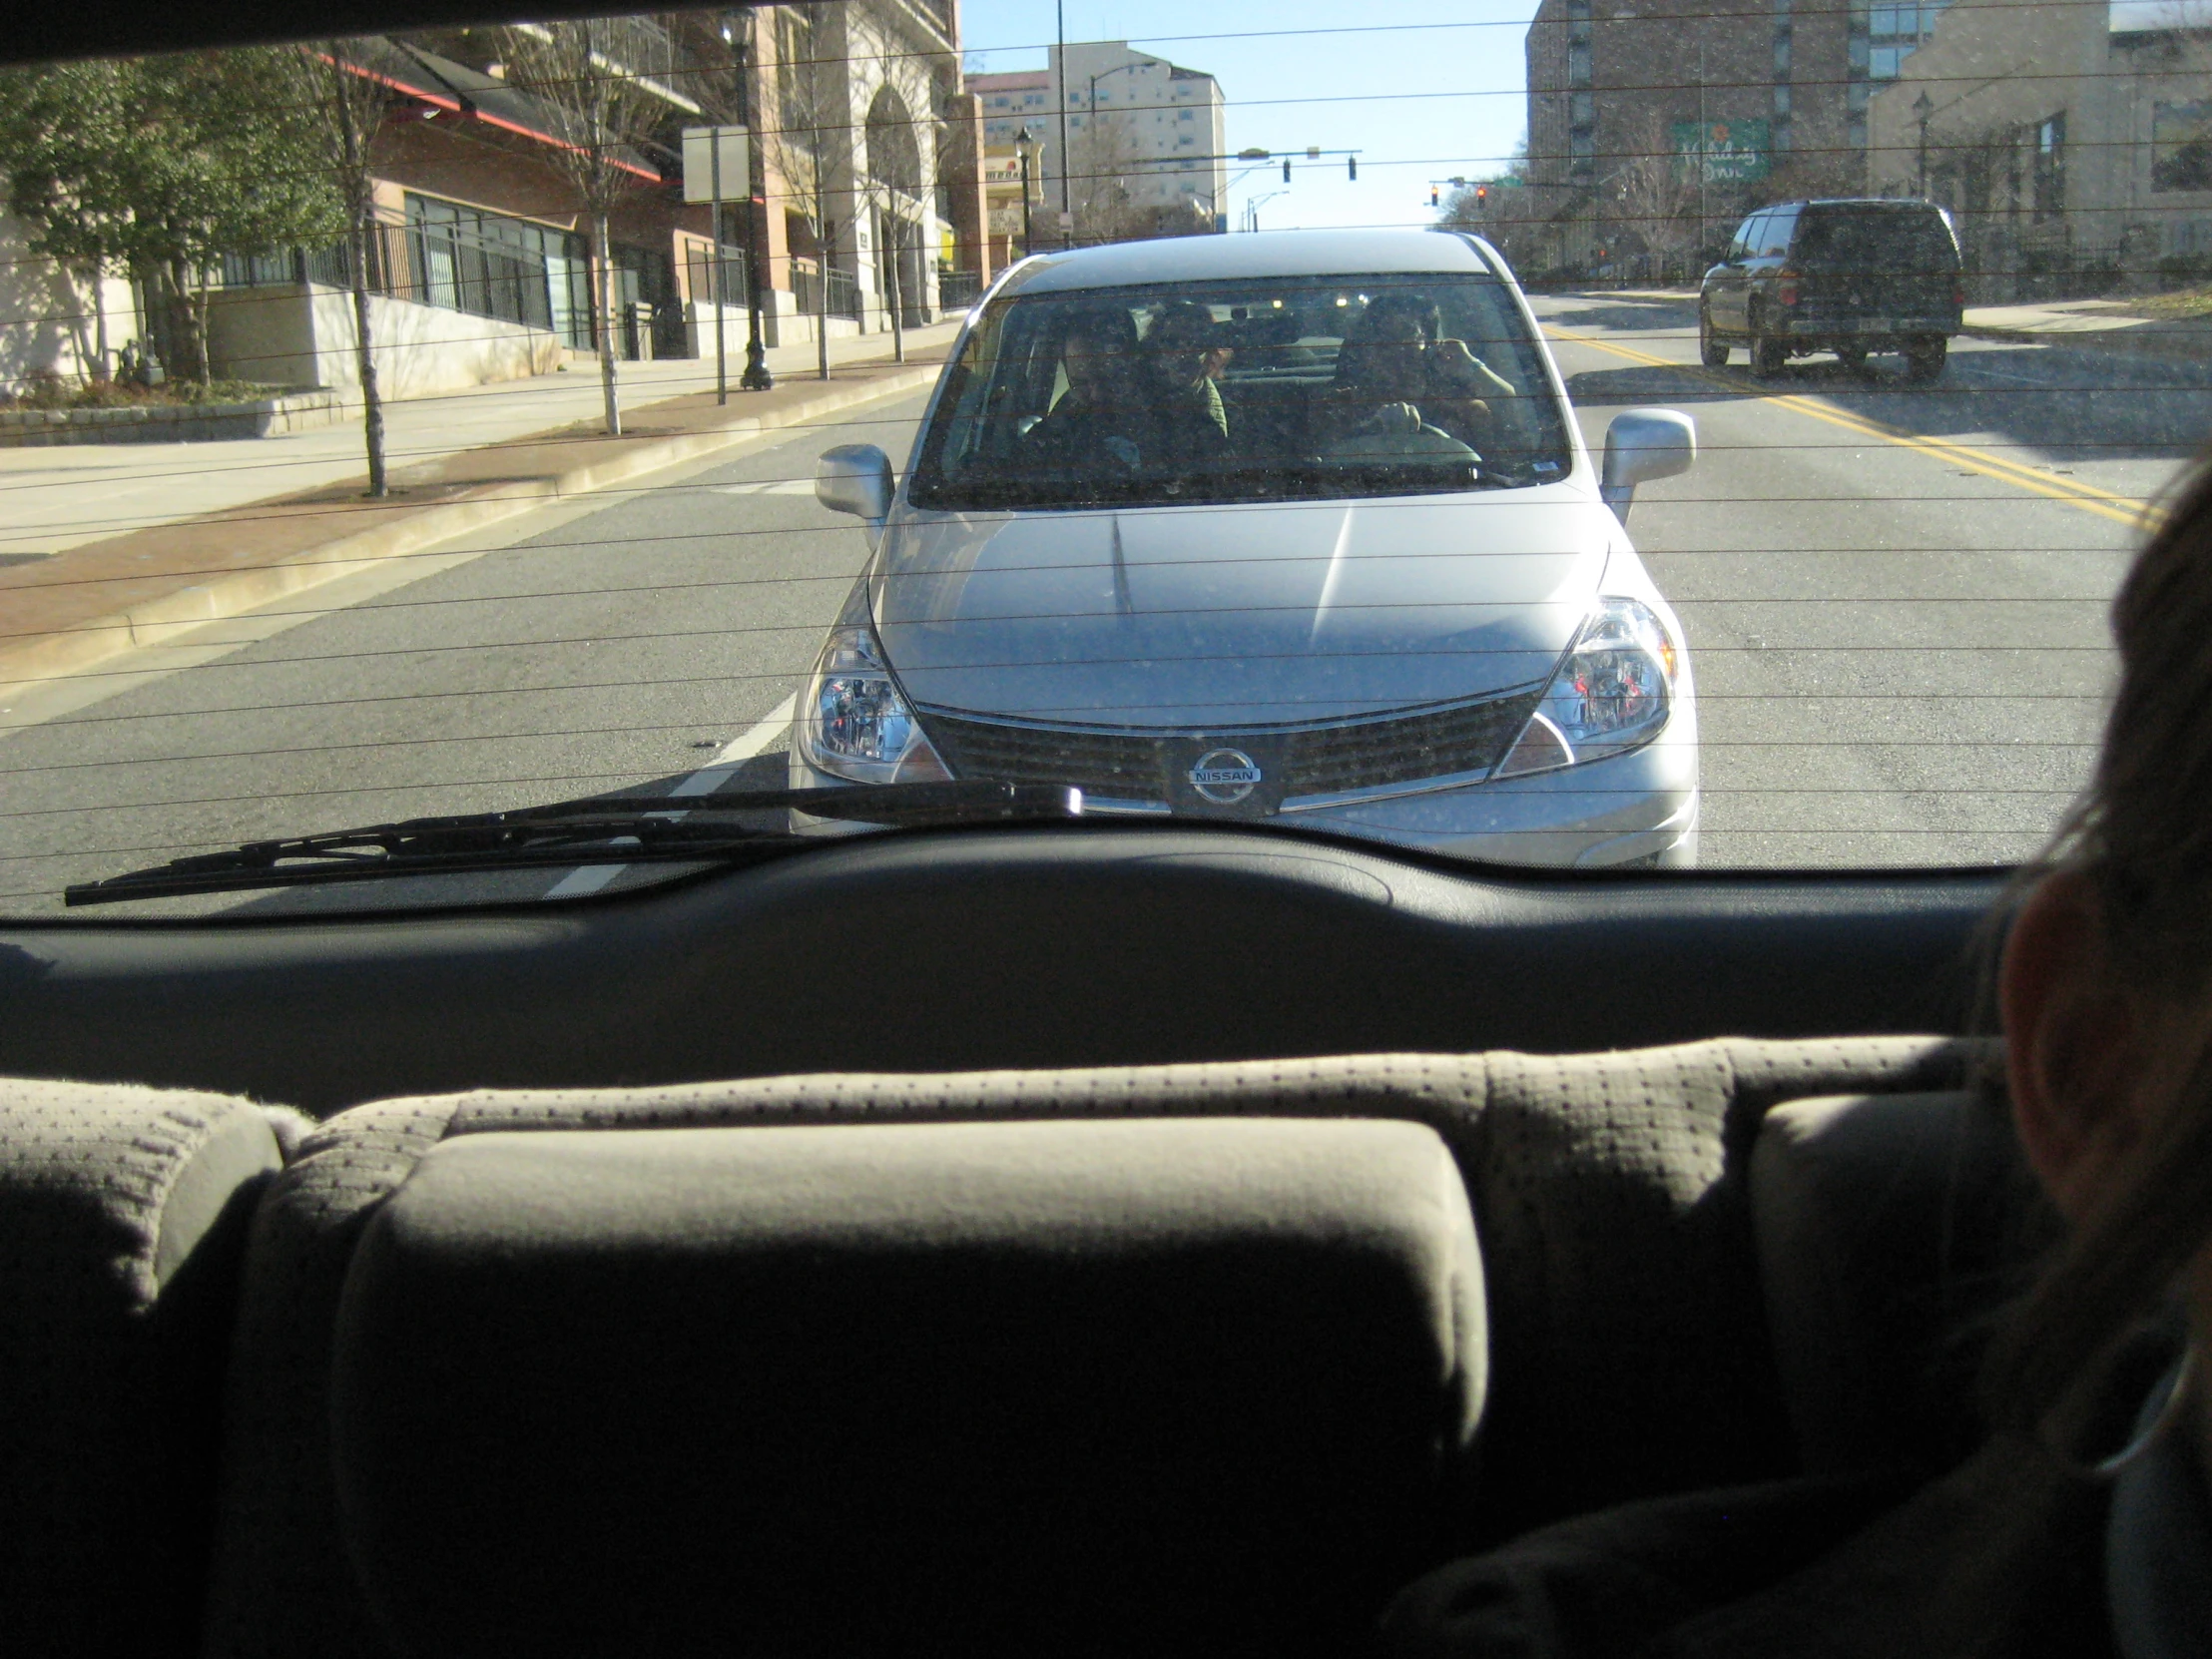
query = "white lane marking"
xmin=544 ymin=863 xmax=628 ymax=897
xmin=672 ymin=693 xmax=798 ymax=795
xmin=715 ymin=479 xmax=819 ymax=495
xmin=546 ymin=694 xmax=800 ymax=899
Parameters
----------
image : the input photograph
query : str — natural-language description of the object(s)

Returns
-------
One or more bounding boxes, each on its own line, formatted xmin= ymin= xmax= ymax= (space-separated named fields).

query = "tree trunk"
xmin=592 ymin=209 xmax=622 ymax=435
xmin=164 ymin=263 xmax=208 ymax=383
xmin=885 ymin=212 xmax=904 ymax=365
xmin=818 ymin=213 xmax=832 ymax=382
xmin=350 ymin=215 xmax=387 ymax=498
xmin=329 ymin=56 xmax=387 ymax=497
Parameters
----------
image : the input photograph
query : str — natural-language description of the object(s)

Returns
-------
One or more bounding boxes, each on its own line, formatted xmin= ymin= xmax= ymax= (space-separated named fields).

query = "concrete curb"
xmin=0 ymin=361 xmax=941 ymax=702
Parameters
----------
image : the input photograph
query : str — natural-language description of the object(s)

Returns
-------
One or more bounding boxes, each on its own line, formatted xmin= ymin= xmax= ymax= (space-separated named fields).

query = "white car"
xmin=797 ymin=228 xmax=1700 ymax=868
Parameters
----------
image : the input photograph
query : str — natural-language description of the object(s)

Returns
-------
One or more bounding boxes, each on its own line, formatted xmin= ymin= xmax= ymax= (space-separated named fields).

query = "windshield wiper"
xmin=64 ymin=780 xmax=1083 ymax=907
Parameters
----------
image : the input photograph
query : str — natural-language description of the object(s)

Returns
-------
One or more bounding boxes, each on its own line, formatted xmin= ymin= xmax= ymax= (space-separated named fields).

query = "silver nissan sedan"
xmin=794 ymin=229 xmax=1701 ymax=869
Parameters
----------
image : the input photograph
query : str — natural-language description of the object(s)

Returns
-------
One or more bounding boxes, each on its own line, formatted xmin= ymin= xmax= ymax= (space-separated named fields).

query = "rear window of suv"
xmin=1791 ymin=207 xmax=1960 ymax=274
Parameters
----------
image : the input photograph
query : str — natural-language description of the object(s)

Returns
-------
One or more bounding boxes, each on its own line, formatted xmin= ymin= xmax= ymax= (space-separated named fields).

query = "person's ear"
xmin=2001 ymin=869 xmax=2155 ymax=1220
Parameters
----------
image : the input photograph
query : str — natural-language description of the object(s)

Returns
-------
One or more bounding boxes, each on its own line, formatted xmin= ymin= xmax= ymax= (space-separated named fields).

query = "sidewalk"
xmin=0 ymin=318 xmax=964 ymax=562
xmin=1960 ymin=296 xmax=2212 ymax=361
xmin=0 ymin=323 xmax=960 ymax=705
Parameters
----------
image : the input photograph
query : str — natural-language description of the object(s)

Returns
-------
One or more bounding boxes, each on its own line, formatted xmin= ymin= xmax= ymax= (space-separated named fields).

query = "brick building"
xmin=1522 ymin=0 xmax=1896 ymax=277
xmin=5 ymin=5 xmax=995 ymax=397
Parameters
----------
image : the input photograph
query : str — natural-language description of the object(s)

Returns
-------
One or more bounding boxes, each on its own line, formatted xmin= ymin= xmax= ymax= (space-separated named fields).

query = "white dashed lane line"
xmin=541 ymin=693 xmax=800 ymax=899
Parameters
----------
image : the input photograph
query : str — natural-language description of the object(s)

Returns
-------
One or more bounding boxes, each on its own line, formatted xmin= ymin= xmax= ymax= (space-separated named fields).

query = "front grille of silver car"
xmin=919 ymin=686 xmax=1546 ymax=807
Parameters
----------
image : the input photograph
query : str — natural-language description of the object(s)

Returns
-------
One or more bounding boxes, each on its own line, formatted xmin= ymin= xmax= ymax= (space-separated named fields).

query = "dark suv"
xmin=1699 ymin=198 xmax=1963 ymax=382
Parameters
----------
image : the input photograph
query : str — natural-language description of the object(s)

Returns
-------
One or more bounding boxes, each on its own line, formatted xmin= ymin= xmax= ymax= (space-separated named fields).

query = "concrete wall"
xmin=0 ymin=216 xmax=144 ymax=391
xmin=1868 ymin=0 xmax=2212 ymax=287
xmin=208 ymin=283 xmax=562 ymax=395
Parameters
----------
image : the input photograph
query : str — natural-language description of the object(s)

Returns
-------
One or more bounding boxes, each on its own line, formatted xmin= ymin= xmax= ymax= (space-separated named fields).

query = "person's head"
xmin=1056 ymin=310 xmax=1135 ymax=401
xmin=1339 ymin=292 xmax=1444 ymax=391
xmin=1142 ymin=300 xmax=1218 ymax=388
xmin=1992 ymin=458 xmax=2212 ymax=1458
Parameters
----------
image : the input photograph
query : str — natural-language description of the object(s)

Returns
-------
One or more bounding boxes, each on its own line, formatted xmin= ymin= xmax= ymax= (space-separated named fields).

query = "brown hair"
xmin=1986 ymin=457 xmax=2212 ymax=1446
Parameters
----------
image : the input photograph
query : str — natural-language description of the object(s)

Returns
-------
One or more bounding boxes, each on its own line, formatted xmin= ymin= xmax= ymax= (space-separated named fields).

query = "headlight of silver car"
xmin=796 ymin=623 xmax=952 ymax=785
xmin=1494 ymin=597 xmax=1679 ymax=779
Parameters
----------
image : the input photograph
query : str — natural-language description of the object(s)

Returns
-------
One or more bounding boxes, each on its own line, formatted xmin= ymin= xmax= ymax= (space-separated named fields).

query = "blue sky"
xmin=957 ymin=1 xmax=1540 ymax=233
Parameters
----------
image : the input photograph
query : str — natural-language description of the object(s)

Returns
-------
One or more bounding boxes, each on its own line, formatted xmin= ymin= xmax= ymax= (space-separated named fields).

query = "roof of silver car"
xmin=992 ymin=228 xmax=1503 ymax=297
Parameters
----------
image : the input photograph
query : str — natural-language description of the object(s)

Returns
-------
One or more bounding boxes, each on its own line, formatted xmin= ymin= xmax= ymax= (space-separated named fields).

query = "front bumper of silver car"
xmin=788 ymin=713 xmax=1700 ymax=870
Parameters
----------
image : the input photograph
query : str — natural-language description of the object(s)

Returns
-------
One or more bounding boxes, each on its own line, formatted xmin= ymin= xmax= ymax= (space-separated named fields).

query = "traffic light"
xmin=1283 ymin=158 xmax=1292 ymax=183
xmin=1476 ymin=185 xmax=1488 ymax=210
xmin=1348 ymin=156 xmax=1357 ymax=181
xmin=1429 ymin=185 xmax=1439 ymax=208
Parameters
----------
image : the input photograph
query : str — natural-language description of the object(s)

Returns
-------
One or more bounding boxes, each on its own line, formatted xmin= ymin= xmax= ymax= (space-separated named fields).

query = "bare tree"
xmin=759 ymin=3 xmax=843 ymax=380
xmin=496 ymin=19 xmax=671 ymax=434
xmin=288 ymin=40 xmax=393 ymax=497
xmin=1610 ymin=114 xmax=1703 ymax=281
xmin=1070 ymin=100 xmax=1151 ymax=247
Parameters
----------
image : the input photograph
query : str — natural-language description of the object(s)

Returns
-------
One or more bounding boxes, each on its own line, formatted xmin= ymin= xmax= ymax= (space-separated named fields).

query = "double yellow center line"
xmin=1542 ymin=321 xmax=2161 ymax=532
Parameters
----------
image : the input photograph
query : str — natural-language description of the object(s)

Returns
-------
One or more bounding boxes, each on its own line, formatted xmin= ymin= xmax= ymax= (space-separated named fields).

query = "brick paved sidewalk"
xmin=0 ymin=347 xmax=947 ymax=703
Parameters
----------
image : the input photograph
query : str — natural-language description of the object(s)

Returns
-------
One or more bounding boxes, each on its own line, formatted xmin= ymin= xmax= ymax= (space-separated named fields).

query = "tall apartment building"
xmin=971 ymin=40 xmax=1228 ymax=247
xmin=1522 ymin=0 xmax=1944 ymax=275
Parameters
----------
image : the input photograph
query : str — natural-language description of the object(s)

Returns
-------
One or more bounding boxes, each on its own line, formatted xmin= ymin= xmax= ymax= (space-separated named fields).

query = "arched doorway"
xmin=864 ymin=83 xmax=929 ymax=327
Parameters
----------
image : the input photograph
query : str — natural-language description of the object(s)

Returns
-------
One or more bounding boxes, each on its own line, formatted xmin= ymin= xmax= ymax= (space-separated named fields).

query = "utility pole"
xmin=711 ymin=131 xmax=728 ymax=404
xmin=1056 ymin=1 xmax=1073 ymax=247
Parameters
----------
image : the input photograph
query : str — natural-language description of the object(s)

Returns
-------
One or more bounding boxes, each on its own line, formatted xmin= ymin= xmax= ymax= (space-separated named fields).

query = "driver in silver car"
xmin=1322 ymin=291 xmax=1519 ymax=458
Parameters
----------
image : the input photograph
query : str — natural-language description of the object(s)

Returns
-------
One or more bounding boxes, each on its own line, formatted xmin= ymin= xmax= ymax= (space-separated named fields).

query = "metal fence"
xmin=936 ymin=270 xmax=985 ymax=312
xmin=792 ymin=260 xmax=862 ymax=321
xmin=217 ymin=217 xmax=595 ymax=351
xmin=683 ymin=243 xmax=752 ymax=310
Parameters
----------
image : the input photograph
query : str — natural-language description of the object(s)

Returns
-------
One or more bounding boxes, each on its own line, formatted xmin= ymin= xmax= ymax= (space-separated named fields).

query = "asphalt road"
xmin=1533 ymin=290 xmax=2204 ymax=866
xmin=2 ymin=292 xmax=2207 ymax=916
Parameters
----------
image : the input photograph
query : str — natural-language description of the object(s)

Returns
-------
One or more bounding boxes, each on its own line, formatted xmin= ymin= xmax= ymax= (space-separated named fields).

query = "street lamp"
xmin=1015 ymin=126 xmax=1037 ymax=258
xmin=734 ymin=5 xmax=772 ymax=391
xmin=1914 ymin=91 xmax=1935 ymax=200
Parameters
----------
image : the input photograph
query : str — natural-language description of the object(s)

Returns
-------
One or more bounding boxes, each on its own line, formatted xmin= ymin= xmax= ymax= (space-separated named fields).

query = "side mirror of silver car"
xmin=1600 ymin=409 xmax=1697 ymax=523
xmin=817 ymin=444 xmax=894 ymax=524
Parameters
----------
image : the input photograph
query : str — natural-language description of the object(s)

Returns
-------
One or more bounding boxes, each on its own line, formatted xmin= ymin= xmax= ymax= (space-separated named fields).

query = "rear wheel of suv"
xmin=1751 ymin=320 xmax=1787 ymax=379
xmin=1905 ymin=335 xmax=1947 ymax=384
xmin=1699 ymin=306 xmax=1729 ymax=367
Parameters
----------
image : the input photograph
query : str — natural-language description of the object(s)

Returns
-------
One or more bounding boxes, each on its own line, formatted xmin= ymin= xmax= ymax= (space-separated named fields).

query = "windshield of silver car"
xmin=909 ymin=276 xmax=1573 ymax=510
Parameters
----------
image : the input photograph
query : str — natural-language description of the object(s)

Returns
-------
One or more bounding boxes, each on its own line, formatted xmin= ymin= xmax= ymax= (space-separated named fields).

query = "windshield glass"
xmin=0 ymin=5 xmax=2202 ymax=916
xmin=909 ymin=274 xmax=1572 ymax=509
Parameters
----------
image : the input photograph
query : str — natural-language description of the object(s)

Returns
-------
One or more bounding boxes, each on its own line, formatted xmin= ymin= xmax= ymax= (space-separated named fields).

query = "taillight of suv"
xmin=1778 ymin=269 xmax=1801 ymax=307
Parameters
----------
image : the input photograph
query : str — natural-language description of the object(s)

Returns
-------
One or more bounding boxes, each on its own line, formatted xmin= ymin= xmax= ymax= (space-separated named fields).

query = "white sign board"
xmin=682 ymin=126 xmax=750 ymax=205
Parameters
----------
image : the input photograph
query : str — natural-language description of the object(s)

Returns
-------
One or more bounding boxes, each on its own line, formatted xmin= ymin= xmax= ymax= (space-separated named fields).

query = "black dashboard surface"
xmin=1 ymin=825 xmax=2007 ymax=1115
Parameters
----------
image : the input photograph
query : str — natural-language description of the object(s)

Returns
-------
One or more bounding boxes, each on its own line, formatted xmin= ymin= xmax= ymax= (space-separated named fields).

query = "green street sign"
xmin=1672 ymin=119 xmax=1771 ymax=184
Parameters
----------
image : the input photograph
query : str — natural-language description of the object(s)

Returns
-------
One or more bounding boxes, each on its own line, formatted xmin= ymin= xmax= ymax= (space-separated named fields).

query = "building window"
xmin=1775 ymin=33 xmax=1792 ymax=76
xmin=1774 ymin=84 xmax=1792 ymax=118
xmin=403 ymin=195 xmax=591 ymax=349
xmin=2154 ymin=101 xmax=2212 ymax=194
xmin=1567 ymin=41 xmax=1591 ymax=86
xmin=1867 ymin=3 xmax=1945 ymax=81
xmin=2033 ymin=114 xmax=2066 ymax=220
xmin=1570 ymin=90 xmax=1594 ymax=130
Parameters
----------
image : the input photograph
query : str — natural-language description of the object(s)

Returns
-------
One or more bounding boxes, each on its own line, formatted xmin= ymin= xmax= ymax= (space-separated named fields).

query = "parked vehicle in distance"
xmin=798 ymin=229 xmax=1703 ymax=870
xmin=1699 ymin=198 xmax=1964 ymax=382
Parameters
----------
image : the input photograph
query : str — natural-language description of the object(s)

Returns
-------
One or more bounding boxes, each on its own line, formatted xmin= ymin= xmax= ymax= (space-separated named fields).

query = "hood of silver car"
xmin=873 ymin=490 xmax=1613 ymax=728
